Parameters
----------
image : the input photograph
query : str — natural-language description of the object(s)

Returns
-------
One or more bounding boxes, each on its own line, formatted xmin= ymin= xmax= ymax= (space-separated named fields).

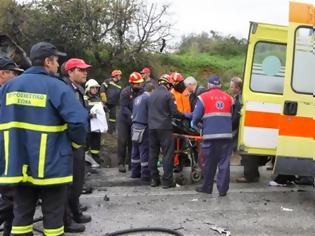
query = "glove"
xmin=183 ymin=112 xmax=192 ymax=119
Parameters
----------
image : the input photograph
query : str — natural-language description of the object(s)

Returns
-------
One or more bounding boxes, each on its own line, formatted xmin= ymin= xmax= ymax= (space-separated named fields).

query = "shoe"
xmin=80 ymin=204 xmax=88 ymax=212
xmin=219 ymin=192 xmax=227 ymax=197
xmin=162 ymin=182 xmax=176 ymax=189
xmin=195 ymin=186 xmax=211 ymax=194
xmin=141 ymin=176 xmax=151 ymax=183
xmin=73 ymin=213 xmax=92 ymax=224
xmin=150 ymin=178 xmax=161 ymax=187
xmin=118 ymin=164 xmax=126 ymax=173
xmin=131 ymin=173 xmax=141 ymax=178
xmin=236 ymin=176 xmax=258 ymax=183
xmin=64 ymin=221 xmax=86 ymax=233
xmin=82 ymin=186 xmax=93 ymax=194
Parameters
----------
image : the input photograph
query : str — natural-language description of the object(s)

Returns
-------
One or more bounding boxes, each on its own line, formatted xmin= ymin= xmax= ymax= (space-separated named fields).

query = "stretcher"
xmin=173 ymin=132 xmax=204 ymax=183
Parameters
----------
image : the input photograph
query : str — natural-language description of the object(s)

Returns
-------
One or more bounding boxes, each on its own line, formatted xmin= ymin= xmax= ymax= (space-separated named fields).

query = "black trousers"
xmin=117 ymin=119 xmax=132 ymax=166
xmin=12 ymin=185 xmax=67 ymax=236
xmin=108 ymin=106 xmax=117 ymax=134
xmin=87 ymin=132 xmax=101 ymax=159
xmin=149 ymin=129 xmax=175 ymax=185
xmin=242 ymin=155 xmax=260 ymax=180
xmin=0 ymin=187 xmax=14 ymax=236
xmin=65 ymin=146 xmax=85 ymax=224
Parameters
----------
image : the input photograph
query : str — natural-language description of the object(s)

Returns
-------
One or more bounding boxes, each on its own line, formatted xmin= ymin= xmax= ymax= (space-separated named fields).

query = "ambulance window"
xmin=292 ymin=27 xmax=315 ymax=94
xmin=250 ymin=42 xmax=286 ymax=94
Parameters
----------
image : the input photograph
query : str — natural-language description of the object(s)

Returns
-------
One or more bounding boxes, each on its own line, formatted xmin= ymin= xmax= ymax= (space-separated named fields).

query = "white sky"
xmin=153 ymin=0 xmax=315 ymax=39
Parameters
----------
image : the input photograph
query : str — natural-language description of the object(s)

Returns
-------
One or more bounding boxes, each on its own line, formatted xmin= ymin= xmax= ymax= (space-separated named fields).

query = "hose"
xmin=104 ymin=227 xmax=184 ymax=236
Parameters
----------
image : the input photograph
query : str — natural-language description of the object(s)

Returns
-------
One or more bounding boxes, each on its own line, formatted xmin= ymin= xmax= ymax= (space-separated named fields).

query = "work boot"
xmin=236 ymin=176 xmax=258 ymax=183
xmin=64 ymin=220 xmax=85 ymax=233
xmin=195 ymin=186 xmax=211 ymax=194
xmin=162 ymin=181 xmax=176 ymax=189
xmin=118 ymin=164 xmax=126 ymax=173
xmin=73 ymin=213 xmax=92 ymax=224
xmin=150 ymin=178 xmax=161 ymax=187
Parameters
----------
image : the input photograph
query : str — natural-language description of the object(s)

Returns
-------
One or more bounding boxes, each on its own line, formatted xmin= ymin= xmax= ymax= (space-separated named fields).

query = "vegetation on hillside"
xmin=0 ymin=0 xmax=247 ymax=87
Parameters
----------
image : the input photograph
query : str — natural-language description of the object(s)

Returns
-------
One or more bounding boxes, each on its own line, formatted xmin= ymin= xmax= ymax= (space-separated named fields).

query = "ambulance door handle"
xmin=283 ymin=101 xmax=297 ymax=116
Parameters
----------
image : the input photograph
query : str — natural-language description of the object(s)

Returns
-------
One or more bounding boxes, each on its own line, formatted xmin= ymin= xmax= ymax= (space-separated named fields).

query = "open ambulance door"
xmin=274 ymin=2 xmax=315 ymax=176
xmin=238 ymin=23 xmax=287 ymax=158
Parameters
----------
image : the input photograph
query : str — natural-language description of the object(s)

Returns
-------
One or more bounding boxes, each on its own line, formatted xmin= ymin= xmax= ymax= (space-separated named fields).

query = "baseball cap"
xmin=208 ymin=75 xmax=221 ymax=86
xmin=64 ymin=58 xmax=92 ymax=71
xmin=141 ymin=67 xmax=151 ymax=74
xmin=30 ymin=42 xmax=67 ymax=61
xmin=0 ymin=57 xmax=24 ymax=73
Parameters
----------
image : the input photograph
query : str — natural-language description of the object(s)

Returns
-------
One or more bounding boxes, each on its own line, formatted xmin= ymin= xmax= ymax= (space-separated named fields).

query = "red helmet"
xmin=111 ymin=69 xmax=122 ymax=77
xmin=129 ymin=72 xmax=144 ymax=84
xmin=141 ymin=67 xmax=151 ymax=74
xmin=158 ymin=74 xmax=174 ymax=85
xmin=169 ymin=72 xmax=184 ymax=84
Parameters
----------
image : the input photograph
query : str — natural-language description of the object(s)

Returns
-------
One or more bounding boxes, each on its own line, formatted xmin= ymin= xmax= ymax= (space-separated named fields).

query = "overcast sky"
xmin=154 ymin=0 xmax=315 ymax=39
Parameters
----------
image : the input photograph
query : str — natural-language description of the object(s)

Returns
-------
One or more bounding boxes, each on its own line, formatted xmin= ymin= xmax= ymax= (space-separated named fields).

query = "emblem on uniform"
xmin=216 ymin=101 xmax=224 ymax=110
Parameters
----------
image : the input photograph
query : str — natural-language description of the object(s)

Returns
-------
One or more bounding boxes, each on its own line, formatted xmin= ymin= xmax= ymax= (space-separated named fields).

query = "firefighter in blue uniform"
xmin=0 ymin=42 xmax=88 ymax=236
xmin=117 ymin=72 xmax=144 ymax=173
xmin=130 ymin=82 xmax=155 ymax=182
xmin=0 ymin=57 xmax=24 ymax=236
xmin=99 ymin=70 xmax=122 ymax=134
xmin=192 ymin=75 xmax=233 ymax=197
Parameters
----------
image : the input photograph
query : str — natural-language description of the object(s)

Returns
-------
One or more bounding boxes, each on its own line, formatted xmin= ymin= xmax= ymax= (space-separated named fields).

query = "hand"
xmin=183 ymin=112 xmax=192 ymax=119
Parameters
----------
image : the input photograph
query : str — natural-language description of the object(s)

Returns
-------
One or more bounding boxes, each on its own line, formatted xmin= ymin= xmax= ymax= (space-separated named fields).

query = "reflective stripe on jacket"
xmin=0 ymin=66 xmax=88 ymax=186
xmin=192 ymin=88 xmax=233 ymax=140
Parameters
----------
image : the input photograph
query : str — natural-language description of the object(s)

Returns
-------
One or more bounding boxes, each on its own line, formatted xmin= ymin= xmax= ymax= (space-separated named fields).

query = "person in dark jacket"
xmin=140 ymin=67 xmax=158 ymax=89
xmin=130 ymin=83 xmax=155 ymax=182
xmin=184 ymin=76 xmax=206 ymax=111
xmin=0 ymin=57 xmax=23 ymax=236
xmin=63 ymin=58 xmax=92 ymax=232
xmin=100 ymin=69 xmax=122 ymax=134
xmin=117 ymin=72 xmax=144 ymax=173
xmin=148 ymin=74 xmax=187 ymax=188
xmin=0 ymin=42 xmax=88 ymax=236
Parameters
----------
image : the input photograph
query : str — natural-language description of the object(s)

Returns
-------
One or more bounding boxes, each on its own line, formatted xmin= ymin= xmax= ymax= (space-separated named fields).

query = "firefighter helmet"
xmin=85 ymin=79 xmax=100 ymax=93
xmin=158 ymin=74 xmax=174 ymax=85
xmin=129 ymin=72 xmax=144 ymax=84
xmin=169 ymin=72 xmax=184 ymax=84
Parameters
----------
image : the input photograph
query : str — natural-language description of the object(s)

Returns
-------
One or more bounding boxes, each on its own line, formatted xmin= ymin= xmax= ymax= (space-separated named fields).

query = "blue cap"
xmin=30 ymin=42 xmax=66 ymax=61
xmin=0 ymin=57 xmax=24 ymax=73
xmin=208 ymin=75 xmax=221 ymax=85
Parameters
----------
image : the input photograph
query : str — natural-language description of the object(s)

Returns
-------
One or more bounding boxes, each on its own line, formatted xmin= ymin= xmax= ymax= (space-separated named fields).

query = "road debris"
xmin=281 ymin=206 xmax=293 ymax=212
xmin=104 ymin=195 xmax=110 ymax=201
xmin=191 ymin=198 xmax=199 ymax=202
xmin=209 ymin=225 xmax=231 ymax=236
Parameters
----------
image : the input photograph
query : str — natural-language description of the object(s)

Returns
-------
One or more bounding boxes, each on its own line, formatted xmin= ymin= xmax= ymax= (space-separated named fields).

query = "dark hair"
xmin=31 ymin=56 xmax=56 ymax=67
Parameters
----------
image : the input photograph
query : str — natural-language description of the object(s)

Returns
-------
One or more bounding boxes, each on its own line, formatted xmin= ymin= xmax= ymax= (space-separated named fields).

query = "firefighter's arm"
xmin=100 ymin=92 xmax=107 ymax=104
xmin=168 ymin=93 xmax=185 ymax=119
xmin=50 ymin=84 xmax=89 ymax=145
xmin=191 ymin=98 xmax=204 ymax=127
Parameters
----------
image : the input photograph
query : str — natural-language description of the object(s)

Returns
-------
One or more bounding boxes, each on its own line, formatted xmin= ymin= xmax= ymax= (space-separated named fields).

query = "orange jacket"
xmin=171 ymin=88 xmax=191 ymax=113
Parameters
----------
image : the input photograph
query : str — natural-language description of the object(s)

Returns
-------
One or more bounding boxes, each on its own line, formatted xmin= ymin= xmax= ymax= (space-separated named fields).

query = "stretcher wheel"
xmin=191 ymin=169 xmax=202 ymax=183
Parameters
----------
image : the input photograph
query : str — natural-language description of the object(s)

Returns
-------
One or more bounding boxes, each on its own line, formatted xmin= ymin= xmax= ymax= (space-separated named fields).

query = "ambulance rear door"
xmin=274 ymin=2 xmax=315 ymax=176
xmin=238 ymin=22 xmax=287 ymax=157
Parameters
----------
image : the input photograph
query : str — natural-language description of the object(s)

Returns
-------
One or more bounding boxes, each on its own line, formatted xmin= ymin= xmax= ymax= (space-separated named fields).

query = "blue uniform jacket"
xmin=0 ymin=66 xmax=88 ymax=186
xmin=132 ymin=92 xmax=150 ymax=128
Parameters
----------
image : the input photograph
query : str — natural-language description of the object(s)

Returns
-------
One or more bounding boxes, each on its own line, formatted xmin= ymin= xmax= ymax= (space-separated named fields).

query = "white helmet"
xmin=85 ymin=79 xmax=100 ymax=93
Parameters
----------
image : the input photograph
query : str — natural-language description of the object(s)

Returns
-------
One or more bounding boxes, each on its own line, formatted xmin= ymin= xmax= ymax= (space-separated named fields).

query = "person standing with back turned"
xmin=0 ymin=42 xmax=88 ymax=236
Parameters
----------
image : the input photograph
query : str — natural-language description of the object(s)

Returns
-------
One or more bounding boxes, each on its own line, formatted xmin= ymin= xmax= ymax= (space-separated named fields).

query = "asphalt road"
xmin=62 ymin=166 xmax=315 ymax=236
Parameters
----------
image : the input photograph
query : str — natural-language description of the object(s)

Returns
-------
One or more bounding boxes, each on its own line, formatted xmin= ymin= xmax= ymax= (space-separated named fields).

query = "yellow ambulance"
xmin=238 ymin=2 xmax=315 ymax=176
